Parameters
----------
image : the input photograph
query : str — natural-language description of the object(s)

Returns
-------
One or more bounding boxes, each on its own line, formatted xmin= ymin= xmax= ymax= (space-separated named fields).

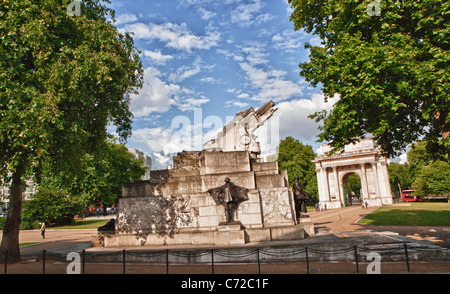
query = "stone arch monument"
xmin=313 ymin=139 xmax=393 ymax=209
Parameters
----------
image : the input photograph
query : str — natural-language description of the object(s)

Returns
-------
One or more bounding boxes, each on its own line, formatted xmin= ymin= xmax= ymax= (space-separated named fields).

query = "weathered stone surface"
xmin=96 ymin=102 xmax=311 ymax=248
xmin=313 ymin=138 xmax=393 ymax=209
xmin=203 ymin=100 xmax=277 ymax=157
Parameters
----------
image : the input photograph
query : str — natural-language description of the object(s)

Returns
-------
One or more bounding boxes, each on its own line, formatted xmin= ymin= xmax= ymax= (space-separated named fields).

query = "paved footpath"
xmin=307 ymin=204 xmax=450 ymax=248
xmin=4 ymin=204 xmax=450 ymax=256
xmin=1 ymin=205 xmax=449 ymax=274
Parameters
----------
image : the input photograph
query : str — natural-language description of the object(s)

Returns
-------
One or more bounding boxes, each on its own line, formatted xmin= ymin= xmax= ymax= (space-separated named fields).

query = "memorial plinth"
xmin=92 ymin=101 xmax=313 ymax=248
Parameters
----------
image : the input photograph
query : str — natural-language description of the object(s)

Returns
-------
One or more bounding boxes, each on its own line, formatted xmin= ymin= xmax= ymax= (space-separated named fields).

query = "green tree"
xmin=412 ymin=160 xmax=450 ymax=196
xmin=406 ymin=140 xmax=448 ymax=186
xmin=46 ymin=137 xmax=146 ymax=213
xmin=22 ymin=188 xmax=83 ymax=227
xmin=0 ymin=0 xmax=143 ymax=262
xmin=288 ymin=0 xmax=449 ymax=160
xmin=345 ymin=174 xmax=361 ymax=198
xmin=277 ymin=137 xmax=318 ymax=199
xmin=388 ymin=162 xmax=410 ymax=197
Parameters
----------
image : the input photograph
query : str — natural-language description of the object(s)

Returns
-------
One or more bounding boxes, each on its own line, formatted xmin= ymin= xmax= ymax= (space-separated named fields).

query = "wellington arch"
xmin=313 ymin=138 xmax=393 ymax=209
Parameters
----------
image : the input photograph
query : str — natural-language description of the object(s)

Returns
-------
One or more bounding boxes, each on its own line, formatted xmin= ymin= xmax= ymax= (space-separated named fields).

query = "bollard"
xmin=354 ymin=246 xmax=359 ymax=274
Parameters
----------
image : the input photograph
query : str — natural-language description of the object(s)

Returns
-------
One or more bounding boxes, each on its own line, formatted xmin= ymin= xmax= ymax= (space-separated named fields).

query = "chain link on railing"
xmin=1 ymin=243 xmax=449 ymax=274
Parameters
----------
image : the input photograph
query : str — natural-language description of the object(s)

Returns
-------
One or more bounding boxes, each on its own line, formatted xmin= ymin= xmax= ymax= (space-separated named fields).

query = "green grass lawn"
xmin=19 ymin=242 xmax=39 ymax=247
xmin=359 ymin=202 xmax=450 ymax=226
xmin=51 ymin=219 xmax=110 ymax=229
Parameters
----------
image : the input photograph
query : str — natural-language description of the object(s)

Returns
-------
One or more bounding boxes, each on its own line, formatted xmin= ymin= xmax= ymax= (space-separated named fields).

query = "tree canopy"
xmin=0 ymin=0 xmax=143 ymax=262
xmin=22 ymin=188 xmax=83 ymax=227
xmin=288 ymin=0 xmax=449 ymax=160
xmin=276 ymin=137 xmax=318 ymax=199
xmin=43 ymin=137 xmax=146 ymax=211
xmin=388 ymin=140 xmax=449 ymax=197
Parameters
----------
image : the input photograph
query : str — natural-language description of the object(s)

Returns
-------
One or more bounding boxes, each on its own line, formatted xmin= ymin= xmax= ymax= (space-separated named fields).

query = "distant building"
xmin=128 ymin=148 xmax=152 ymax=180
xmin=0 ymin=173 xmax=38 ymax=214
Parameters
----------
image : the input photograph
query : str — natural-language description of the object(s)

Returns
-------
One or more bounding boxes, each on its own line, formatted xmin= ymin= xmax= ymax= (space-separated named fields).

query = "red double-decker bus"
xmin=401 ymin=190 xmax=423 ymax=202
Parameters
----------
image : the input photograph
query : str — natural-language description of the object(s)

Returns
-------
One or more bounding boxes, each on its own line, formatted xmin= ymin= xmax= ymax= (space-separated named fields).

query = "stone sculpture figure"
xmin=293 ymin=176 xmax=310 ymax=218
xmin=208 ymin=178 xmax=249 ymax=223
xmin=203 ymin=100 xmax=277 ymax=157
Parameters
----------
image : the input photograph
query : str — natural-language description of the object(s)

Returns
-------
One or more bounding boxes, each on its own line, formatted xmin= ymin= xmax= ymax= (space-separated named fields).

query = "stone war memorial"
xmin=313 ymin=138 xmax=393 ymax=209
xmin=92 ymin=101 xmax=313 ymax=248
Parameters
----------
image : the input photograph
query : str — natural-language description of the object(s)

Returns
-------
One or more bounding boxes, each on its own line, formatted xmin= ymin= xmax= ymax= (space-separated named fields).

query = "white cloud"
xmin=239 ymin=62 xmax=304 ymax=102
xmin=130 ymin=66 xmax=211 ymax=117
xmin=271 ymin=29 xmax=307 ymax=53
xmin=276 ymin=93 xmax=340 ymax=144
xmin=169 ymin=57 xmax=202 ymax=82
xmin=216 ymin=49 xmax=245 ymax=62
xmin=130 ymin=113 xmax=217 ymax=168
xmin=130 ymin=67 xmax=179 ymax=117
xmin=175 ymin=94 xmax=210 ymax=112
xmin=231 ymin=43 xmax=305 ymax=103
xmin=115 ymin=13 xmax=138 ymax=25
xmin=130 ymin=127 xmax=184 ymax=168
xmin=225 ymin=99 xmax=250 ymax=108
xmin=169 ymin=56 xmax=215 ymax=82
xmin=143 ymin=50 xmax=173 ymax=65
xmin=197 ymin=7 xmax=216 ymax=20
xmin=199 ymin=77 xmax=221 ymax=84
xmin=120 ymin=22 xmax=220 ymax=51
xmin=230 ymin=0 xmax=273 ymax=27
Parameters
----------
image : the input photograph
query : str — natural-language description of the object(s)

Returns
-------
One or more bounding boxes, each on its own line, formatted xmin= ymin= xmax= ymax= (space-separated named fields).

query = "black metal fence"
xmin=2 ymin=243 xmax=450 ymax=274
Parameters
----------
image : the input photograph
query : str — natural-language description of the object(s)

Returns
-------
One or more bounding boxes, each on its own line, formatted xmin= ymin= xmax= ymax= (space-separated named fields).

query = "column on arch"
xmin=360 ymin=163 xmax=369 ymax=201
xmin=332 ymin=166 xmax=342 ymax=206
xmin=371 ymin=161 xmax=381 ymax=198
xmin=323 ymin=167 xmax=330 ymax=202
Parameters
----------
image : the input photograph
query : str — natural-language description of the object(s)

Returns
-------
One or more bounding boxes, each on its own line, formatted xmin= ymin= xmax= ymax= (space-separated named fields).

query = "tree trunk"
xmin=0 ymin=156 xmax=27 ymax=264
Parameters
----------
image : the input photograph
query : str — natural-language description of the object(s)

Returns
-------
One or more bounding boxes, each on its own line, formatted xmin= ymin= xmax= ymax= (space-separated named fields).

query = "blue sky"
xmin=107 ymin=0 xmax=339 ymax=168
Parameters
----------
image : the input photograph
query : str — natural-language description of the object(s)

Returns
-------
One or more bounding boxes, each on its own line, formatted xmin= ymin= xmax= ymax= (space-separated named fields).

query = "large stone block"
xmin=122 ymin=180 xmax=153 ymax=198
xmin=214 ymin=230 xmax=246 ymax=245
xmin=255 ymin=174 xmax=287 ymax=189
xmin=270 ymin=225 xmax=304 ymax=241
xmin=252 ymin=161 xmax=278 ymax=172
xmin=203 ymin=151 xmax=251 ymax=174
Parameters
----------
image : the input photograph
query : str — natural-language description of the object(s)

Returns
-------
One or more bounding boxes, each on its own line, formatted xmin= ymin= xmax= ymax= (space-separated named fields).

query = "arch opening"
xmin=342 ymin=172 xmax=362 ymax=207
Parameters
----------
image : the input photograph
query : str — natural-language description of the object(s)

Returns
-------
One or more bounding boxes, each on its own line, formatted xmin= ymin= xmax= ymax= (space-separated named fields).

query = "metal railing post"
xmin=257 ymin=249 xmax=261 ymax=274
xmin=211 ymin=249 xmax=214 ymax=274
xmin=305 ymin=247 xmax=310 ymax=274
xmin=3 ymin=250 xmax=7 ymax=274
xmin=122 ymin=249 xmax=126 ymax=274
xmin=404 ymin=244 xmax=410 ymax=272
xmin=82 ymin=249 xmax=85 ymax=274
xmin=42 ymin=250 xmax=46 ymax=274
xmin=166 ymin=249 xmax=169 ymax=274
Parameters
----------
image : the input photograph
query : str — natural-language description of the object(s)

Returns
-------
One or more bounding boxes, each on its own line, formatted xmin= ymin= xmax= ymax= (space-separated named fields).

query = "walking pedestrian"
xmin=40 ymin=222 xmax=46 ymax=239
